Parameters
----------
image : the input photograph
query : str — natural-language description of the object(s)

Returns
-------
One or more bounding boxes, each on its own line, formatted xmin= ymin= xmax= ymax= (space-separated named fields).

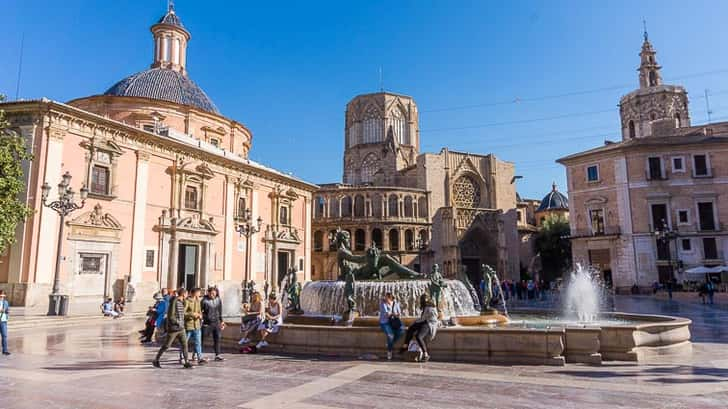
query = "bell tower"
xmin=618 ymin=27 xmax=690 ymax=140
xmin=150 ymin=1 xmax=191 ymax=75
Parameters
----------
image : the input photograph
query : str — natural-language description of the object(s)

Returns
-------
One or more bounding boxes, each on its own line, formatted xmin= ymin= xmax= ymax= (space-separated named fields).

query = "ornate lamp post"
xmin=236 ymin=208 xmax=263 ymax=304
xmin=654 ymin=219 xmax=680 ymax=282
xmin=41 ymin=171 xmax=88 ymax=316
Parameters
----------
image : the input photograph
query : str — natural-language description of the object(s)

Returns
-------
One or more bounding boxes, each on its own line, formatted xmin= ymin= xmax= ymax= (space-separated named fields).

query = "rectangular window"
xmin=299 ymin=258 xmax=304 ymax=271
xmin=650 ymin=204 xmax=668 ymax=231
xmin=587 ymin=165 xmax=599 ymax=182
xmin=677 ymin=210 xmax=689 ymax=224
xmin=90 ymin=165 xmax=110 ymax=195
xmin=589 ymin=209 xmax=605 ymax=235
xmin=693 ymin=154 xmax=709 ymax=176
xmin=672 ymin=157 xmax=684 ymax=172
xmin=185 ymin=186 xmax=198 ymax=210
xmin=145 ymin=250 xmax=155 ymax=268
xmin=681 ymin=239 xmax=692 ymax=252
xmin=698 ymin=202 xmax=716 ymax=231
xmin=79 ymin=253 xmax=105 ymax=274
xmin=279 ymin=206 xmax=289 ymax=225
xmin=648 ymin=157 xmax=663 ymax=180
xmin=703 ymin=238 xmax=719 ymax=260
xmin=210 ymin=138 xmax=219 ymax=147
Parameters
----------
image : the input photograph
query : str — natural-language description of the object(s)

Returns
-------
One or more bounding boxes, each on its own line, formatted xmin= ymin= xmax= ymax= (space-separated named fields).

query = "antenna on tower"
xmin=14 ymin=33 xmax=25 ymax=101
xmin=378 ymin=66 xmax=384 ymax=92
xmin=705 ymin=89 xmax=713 ymax=124
xmin=642 ymin=18 xmax=648 ymax=41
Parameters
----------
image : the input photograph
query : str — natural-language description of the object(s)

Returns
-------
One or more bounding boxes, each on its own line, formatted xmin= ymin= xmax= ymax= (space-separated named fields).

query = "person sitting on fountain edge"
xmin=400 ymin=294 xmax=438 ymax=362
xmin=379 ymin=292 xmax=403 ymax=360
xmin=239 ymin=291 xmax=263 ymax=345
xmin=256 ymin=290 xmax=283 ymax=349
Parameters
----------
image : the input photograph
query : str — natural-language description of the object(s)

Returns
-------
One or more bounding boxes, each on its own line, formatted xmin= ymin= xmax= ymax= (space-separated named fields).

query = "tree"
xmin=534 ymin=214 xmax=572 ymax=283
xmin=0 ymin=95 xmax=32 ymax=254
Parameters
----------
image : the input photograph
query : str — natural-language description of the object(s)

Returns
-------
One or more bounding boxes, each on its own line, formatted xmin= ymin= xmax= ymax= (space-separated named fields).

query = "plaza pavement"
xmin=0 ymin=295 xmax=727 ymax=409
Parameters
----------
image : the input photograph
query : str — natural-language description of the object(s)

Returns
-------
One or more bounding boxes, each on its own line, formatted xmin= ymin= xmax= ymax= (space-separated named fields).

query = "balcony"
xmin=567 ymin=226 xmax=621 ymax=239
xmin=645 ymin=171 xmax=668 ymax=181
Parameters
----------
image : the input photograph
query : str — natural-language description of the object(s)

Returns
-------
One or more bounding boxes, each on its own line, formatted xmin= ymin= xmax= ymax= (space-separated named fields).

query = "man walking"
xmin=201 ymin=286 xmax=226 ymax=362
xmin=152 ymin=287 xmax=192 ymax=369
xmin=0 ymin=290 xmax=10 ymax=356
xmin=184 ymin=288 xmax=205 ymax=364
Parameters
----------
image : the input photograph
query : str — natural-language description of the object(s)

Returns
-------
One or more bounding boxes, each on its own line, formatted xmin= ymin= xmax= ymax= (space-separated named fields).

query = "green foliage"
xmin=0 ymin=95 xmax=33 ymax=254
xmin=534 ymin=214 xmax=572 ymax=283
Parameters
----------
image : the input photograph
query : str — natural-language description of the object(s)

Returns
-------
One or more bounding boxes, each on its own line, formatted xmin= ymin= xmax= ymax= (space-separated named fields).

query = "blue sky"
xmin=3 ymin=1 xmax=728 ymax=199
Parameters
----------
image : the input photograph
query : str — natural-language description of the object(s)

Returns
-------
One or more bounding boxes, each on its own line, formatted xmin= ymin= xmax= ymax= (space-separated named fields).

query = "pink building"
xmin=0 ymin=5 xmax=316 ymax=313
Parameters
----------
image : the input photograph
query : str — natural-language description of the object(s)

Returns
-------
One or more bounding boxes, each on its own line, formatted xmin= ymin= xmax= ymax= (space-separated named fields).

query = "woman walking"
xmin=379 ymin=292 xmax=403 ymax=360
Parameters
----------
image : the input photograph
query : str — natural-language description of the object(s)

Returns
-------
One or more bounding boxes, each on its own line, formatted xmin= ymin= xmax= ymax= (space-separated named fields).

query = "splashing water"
xmin=563 ymin=264 xmax=604 ymax=323
xmin=300 ymin=280 xmax=479 ymax=318
xmin=492 ymin=274 xmax=509 ymax=317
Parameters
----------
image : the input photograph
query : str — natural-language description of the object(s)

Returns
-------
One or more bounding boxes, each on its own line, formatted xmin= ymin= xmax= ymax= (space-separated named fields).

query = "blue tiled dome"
xmin=537 ymin=183 xmax=568 ymax=212
xmin=104 ymin=68 xmax=219 ymax=114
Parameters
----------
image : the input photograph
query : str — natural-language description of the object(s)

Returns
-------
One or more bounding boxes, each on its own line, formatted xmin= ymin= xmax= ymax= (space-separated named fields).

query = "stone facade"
xmin=559 ymin=33 xmax=728 ymax=292
xmin=312 ymin=93 xmax=521 ymax=283
xmin=0 ymin=6 xmax=317 ymax=312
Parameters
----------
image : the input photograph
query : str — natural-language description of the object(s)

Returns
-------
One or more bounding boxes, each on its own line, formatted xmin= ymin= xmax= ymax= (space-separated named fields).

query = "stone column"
xmin=35 ymin=128 xmax=64 ymax=286
xmin=223 ymin=176 xmax=234 ymax=280
xmin=129 ymin=151 xmax=150 ymax=290
xmin=168 ymin=236 xmax=178 ymax=290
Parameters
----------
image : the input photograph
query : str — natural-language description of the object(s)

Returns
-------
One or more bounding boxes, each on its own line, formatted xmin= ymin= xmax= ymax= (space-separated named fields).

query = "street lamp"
xmin=41 ymin=171 xmax=88 ymax=316
xmin=415 ymin=237 xmax=429 ymax=274
xmin=654 ymin=219 xmax=680 ymax=282
xmin=236 ymin=208 xmax=263 ymax=304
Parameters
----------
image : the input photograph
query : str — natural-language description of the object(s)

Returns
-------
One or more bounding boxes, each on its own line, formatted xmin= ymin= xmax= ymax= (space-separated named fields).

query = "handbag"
xmin=389 ymin=315 xmax=402 ymax=331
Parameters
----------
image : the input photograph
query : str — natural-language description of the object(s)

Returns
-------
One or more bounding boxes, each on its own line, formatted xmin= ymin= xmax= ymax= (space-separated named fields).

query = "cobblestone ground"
xmin=1 ymin=295 xmax=727 ymax=409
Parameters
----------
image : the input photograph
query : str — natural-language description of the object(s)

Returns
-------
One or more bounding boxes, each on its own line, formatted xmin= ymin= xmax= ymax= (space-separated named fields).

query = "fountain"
xmin=219 ymin=231 xmax=693 ymax=365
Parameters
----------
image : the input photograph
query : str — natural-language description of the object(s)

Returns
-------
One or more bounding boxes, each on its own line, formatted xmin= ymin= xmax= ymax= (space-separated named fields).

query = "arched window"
xmin=418 ymin=197 xmax=428 ymax=219
xmin=371 ymin=228 xmax=383 ymax=249
xmin=675 ymin=113 xmax=681 ymax=127
xmin=390 ymin=108 xmax=409 ymax=145
xmin=328 ymin=230 xmax=337 ymax=251
xmin=649 ymin=70 xmax=657 ymax=87
xmin=404 ymin=196 xmax=414 ymax=218
xmin=360 ymin=153 xmax=380 ymax=184
xmin=453 ymin=175 xmax=481 ymax=208
xmin=355 ymin=229 xmax=366 ymax=251
xmin=405 ymin=229 xmax=414 ymax=251
xmin=314 ymin=231 xmax=324 ymax=252
xmin=389 ymin=229 xmax=400 ymax=251
xmin=628 ymin=120 xmax=636 ymax=138
xmin=388 ymin=195 xmax=399 ymax=218
xmin=371 ymin=194 xmax=383 ymax=218
xmin=341 ymin=196 xmax=352 ymax=217
xmin=650 ymin=112 xmax=657 ymax=121
xmin=329 ymin=197 xmax=340 ymax=218
xmin=361 ymin=105 xmax=383 ymax=144
xmin=418 ymin=229 xmax=429 ymax=245
xmin=354 ymin=195 xmax=365 ymax=217
xmin=314 ymin=196 xmax=325 ymax=219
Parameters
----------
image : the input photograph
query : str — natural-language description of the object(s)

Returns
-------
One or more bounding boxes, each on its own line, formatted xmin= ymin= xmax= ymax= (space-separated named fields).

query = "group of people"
xmin=238 ymin=290 xmax=283 ymax=351
xmin=145 ymin=286 xmax=226 ymax=368
xmin=379 ymin=292 xmax=439 ymax=362
xmin=100 ymin=296 xmax=126 ymax=318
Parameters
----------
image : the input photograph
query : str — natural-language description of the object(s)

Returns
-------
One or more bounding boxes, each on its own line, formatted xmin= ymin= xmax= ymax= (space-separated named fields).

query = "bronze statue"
xmin=428 ymin=264 xmax=447 ymax=311
xmin=284 ymin=269 xmax=302 ymax=313
xmin=343 ymin=263 xmax=356 ymax=313
xmin=480 ymin=264 xmax=495 ymax=312
xmin=331 ymin=229 xmax=422 ymax=281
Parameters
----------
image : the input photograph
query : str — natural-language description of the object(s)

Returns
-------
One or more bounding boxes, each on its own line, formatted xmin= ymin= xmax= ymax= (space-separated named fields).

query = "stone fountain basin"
xmin=219 ymin=311 xmax=691 ymax=366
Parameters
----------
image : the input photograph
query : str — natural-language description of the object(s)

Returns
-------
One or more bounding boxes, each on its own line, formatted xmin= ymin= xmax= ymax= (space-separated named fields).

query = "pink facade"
xmin=0 ymin=6 xmax=316 ymax=312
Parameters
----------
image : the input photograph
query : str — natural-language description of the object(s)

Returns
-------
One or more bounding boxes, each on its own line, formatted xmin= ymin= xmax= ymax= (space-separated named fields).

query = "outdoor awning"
xmin=684 ymin=265 xmax=728 ymax=275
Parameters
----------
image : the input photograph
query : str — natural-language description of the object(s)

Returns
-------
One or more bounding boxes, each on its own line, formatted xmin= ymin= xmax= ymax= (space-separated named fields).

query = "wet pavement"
xmin=0 ymin=295 xmax=727 ymax=409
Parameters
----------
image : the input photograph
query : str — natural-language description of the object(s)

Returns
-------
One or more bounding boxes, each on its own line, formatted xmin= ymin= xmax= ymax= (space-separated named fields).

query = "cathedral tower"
xmin=619 ymin=30 xmax=690 ymax=140
xmin=150 ymin=2 xmax=191 ymax=75
xmin=342 ymin=92 xmax=419 ymax=185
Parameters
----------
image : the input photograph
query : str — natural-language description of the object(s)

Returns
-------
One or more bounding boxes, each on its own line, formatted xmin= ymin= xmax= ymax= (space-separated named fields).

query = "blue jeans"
xmin=186 ymin=329 xmax=202 ymax=357
xmin=379 ymin=322 xmax=403 ymax=352
xmin=0 ymin=321 xmax=8 ymax=353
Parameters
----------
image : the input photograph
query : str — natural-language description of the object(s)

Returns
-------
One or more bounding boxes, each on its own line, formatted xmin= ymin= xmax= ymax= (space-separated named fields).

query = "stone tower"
xmin=618 ymin=30 xmax=690 ymax=140
xmin=342 ymin=92 xmax=419 ymax=186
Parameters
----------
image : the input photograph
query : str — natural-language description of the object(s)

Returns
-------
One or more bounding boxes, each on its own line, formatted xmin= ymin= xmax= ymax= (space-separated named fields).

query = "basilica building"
xmin=311 ymin=92 xmax=522 ymax=284
xmin=0 ymin=5 xmax=316 ymax=312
